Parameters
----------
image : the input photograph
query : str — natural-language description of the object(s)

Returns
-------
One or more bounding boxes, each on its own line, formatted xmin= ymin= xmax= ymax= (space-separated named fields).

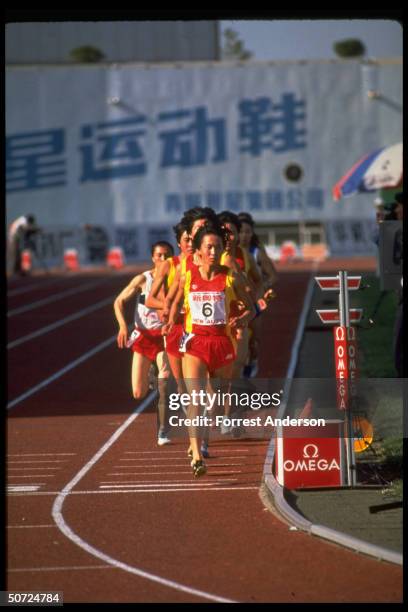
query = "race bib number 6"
xmin=189 ymin=292 xmax=226 ymax=326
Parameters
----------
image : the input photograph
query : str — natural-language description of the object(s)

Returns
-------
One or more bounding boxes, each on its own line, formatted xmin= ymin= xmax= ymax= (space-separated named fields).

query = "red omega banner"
xmin=346 ymin=326 xmax=358 ymax=398
xmin=275 ymin=422 xmax=344 ymax=489
xmin=334 ymin=326 xmax=349 ymax=410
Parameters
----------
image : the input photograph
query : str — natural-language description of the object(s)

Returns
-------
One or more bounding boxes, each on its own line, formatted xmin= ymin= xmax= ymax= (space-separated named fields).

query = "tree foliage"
xmin=221 ymin=28 xmax=253 ymax=60
xmin=333 ymin=38 xmax=366 ymax=58
xmin=69 ymin=45 xmax=105 ymax=63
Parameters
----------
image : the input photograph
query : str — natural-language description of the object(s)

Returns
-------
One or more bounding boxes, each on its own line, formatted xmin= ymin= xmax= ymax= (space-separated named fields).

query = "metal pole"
xmin=339 ymin=270 xmax=356 ymax=487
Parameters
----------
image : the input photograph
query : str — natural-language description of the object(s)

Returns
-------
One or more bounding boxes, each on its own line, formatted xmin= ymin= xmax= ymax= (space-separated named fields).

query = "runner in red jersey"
xmin=238 ymin=212 xmax=278 ymax=377
xmin=218 ymin=211 xmax=262 ymax=382
xmin=114 ymin=241 xmax=174 ymax=445
xmin=146 ymin=208 xmax=223 ymax=458
xmin=164 ymin=224 xmax=255 ymax=476
xmin=146 ymin=220 xmax=193 ymax=390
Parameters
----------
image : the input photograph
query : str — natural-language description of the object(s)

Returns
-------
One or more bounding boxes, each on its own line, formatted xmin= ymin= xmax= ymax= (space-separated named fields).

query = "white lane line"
xmin=9 ymin=565 xmax=116 ymax=573
xmin=6 ymin=475 xmax=55 ymax=478
xmin=8 ymin=278 xmax=107 ymax=317
xmin=8 ymin=296 xmax=114 ymax=349
xmin=10 ymin=486 xmax=259 ymax=496
xmin=7 ymin=486 xmax=41 ymax=492
xmin=8 ymin=460 xmax=69 ymax=464
xmin=8 ymin=468 xmax=60 ymax=471
xmin=99 ymin=479 xmax=238 ymax=485
xmin=107 ymin=470 xmax=243 ymax=476
xmin=7 ymin=453 xmax=76 ymax=457
xmin=115 ymin=461 xmax=245 ymax=466
xmin=7 ymin=524 xmax=56 ymax=529
xmin=7 ymin=335 xmax=116 ymax=410
xmin=7 ymin=278 xmax=66 ymax=297
xmin=7 ymin=482 xmax=46 ymax=485
xmin=124 ymin=449 xmax=249 ymax=454
xmin=51 ymin=393 xmax=235 ymax=604
xmin=98 ymin=482 xmax=233 ymax=489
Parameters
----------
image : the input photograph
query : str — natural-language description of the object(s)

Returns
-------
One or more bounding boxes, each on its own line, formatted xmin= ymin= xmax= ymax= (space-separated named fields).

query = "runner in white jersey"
xmin=114 ymin=241 xmax=174 ymax=445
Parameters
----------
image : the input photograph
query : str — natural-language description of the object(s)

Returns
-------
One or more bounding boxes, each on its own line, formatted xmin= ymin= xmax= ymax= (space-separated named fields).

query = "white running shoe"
xmin=157 ymin=435 xmax=171 ymax=446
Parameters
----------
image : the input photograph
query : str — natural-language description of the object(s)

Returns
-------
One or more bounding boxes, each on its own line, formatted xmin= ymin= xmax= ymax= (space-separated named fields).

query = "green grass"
xmin=354 ymin=275 xmax=398 ymax=378
xmin=352 ymin=276 xmax=402 ymax=484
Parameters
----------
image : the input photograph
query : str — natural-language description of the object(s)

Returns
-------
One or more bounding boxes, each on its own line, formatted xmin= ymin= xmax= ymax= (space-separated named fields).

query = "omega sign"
xmin=283 ymin=443 xmax=340 ymax=472
xmin=334 ymin=326 xmax=358 ymax=411
xmin=276 ymin=422 xmax=344 ymax=489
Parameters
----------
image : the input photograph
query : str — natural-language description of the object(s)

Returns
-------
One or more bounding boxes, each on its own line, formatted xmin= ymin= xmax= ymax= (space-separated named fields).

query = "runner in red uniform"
xmin=114 ymin=241 xmax=174 ymax=445
xmin=164 ymin=224 xmax=255 ymax=476
xmin=238 ymin=211 xmax=278 ymax=377
xmin=146 ymin=220 xmax=193 ymax=390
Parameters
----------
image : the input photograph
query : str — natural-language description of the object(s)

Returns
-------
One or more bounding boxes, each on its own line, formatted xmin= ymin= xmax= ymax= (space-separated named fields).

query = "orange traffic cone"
xmin=107 ymin=246 xmax=125 ymax=269
xmin=21 ymin=249 xmax=32 ymax=272
xmin=64 ymin=248 xmax=80 ymax=271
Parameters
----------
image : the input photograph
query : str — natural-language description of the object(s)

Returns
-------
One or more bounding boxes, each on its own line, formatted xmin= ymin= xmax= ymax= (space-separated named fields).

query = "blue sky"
xmin=220 ymin=19 xmax=402 ymax=61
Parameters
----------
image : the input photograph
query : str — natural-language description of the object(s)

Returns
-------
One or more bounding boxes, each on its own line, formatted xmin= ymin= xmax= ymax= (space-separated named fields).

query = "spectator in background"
xmin=372 ymin=197 xmax=386 ymax=277
xmin=7 ymin=214 xmax=41 ymax=276
xmin=392 ymin=192 xmax=403 ymax=377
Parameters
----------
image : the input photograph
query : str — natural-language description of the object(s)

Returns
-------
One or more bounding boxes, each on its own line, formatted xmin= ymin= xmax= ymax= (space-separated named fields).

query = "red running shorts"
xmin=186 ymin=334 xmax=236 ymax=373
xmin=165 ymin=322 xmax=184 ymax=359
xmin=130 ymin=328 xmax=164 ymax=362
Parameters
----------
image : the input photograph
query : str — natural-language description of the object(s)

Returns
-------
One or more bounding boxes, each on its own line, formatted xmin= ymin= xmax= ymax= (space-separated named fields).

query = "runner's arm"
xmin=229 ymin=273 xmax=256 ymax=329
xmin=223 ymin=252 xmax=255 ymax=298
xmin=145 ymin=259 xmax=170 ymax=310
xmin=247 ymin=251 xmax=263 ymax=298
xmin=258 ymin=245 xmax=278 ymax=288
xmin=161 ymin=268 xmax=182 ymax=323
xmin=113 ymin=274 xmax=145 ymax=348
xmin=162 ymin=273 xmax=185 ymax=335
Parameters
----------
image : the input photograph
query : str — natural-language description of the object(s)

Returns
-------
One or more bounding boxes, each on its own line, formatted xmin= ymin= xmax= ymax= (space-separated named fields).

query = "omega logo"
xmin=303 ymin=444 xmax=319 ymax=458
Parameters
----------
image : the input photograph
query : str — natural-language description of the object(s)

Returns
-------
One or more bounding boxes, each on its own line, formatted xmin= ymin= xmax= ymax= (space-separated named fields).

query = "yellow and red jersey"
xmin=183 ymin=265 xmax=235 ymax=337
xmin=221 ymin=246 xmax=250 ymax=276
xmin=166 ymin=255 xmax=180 ymax=290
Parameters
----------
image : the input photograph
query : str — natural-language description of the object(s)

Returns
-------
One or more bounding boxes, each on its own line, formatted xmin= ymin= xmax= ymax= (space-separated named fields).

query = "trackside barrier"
xmin=64 ymin=248 xmax=80 ymax=271
xmin=279 ymin=241 xmax=299 ymax=262
xmin=107 ymin=246 xmax=125 ymax=269
xmin=275 ymin=420 xmax=345 ymax=488
xmin=21 ymin=249 xmax=32 ymax=272
xmin=301 ymin=243 xmax=329 ymax=262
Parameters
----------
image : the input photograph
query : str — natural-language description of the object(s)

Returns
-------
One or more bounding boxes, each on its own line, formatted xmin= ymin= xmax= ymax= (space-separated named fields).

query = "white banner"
xmin=6 ymin=60 xmax=402 ymax=257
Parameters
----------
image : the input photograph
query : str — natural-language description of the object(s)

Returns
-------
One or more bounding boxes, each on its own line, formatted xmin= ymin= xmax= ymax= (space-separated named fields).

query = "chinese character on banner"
xmin=265 ymin=190 xmax=284 ymax=210
xmin=158 ymin=107 xmax=227 ymax=168
xmin=225 ymin=191 xmax=242 ymax=211
xmin=287 ymin=189 xmax=303 ymax=210
xmin=80 ymin=117 xmax=148 ymax=182
xmin=6 ymin=129 xmax=66 ymax=193
xmin=246 ymin=191 xmax=263 ymax=211
xmin=306 ymin=188 xmax=324 ymax=210
xmin=238 ymin=94 xmax=307 ymax=156
xmin=333 ymin=221 xmax=347 ymax=243
xmin=165 ymin=194 xmax=183 ymax=214
xmin=206 ymin=192 xmax=222 ymax=211
xmin=185 ymin=193 xmax=202 ymax=209
xmin=350 ymin=221 xmax=364 ymax=244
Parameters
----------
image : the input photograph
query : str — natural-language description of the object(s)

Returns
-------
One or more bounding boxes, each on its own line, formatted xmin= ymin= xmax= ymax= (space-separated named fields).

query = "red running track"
xmin=6 ymin=267 xmax=402 ymax=603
